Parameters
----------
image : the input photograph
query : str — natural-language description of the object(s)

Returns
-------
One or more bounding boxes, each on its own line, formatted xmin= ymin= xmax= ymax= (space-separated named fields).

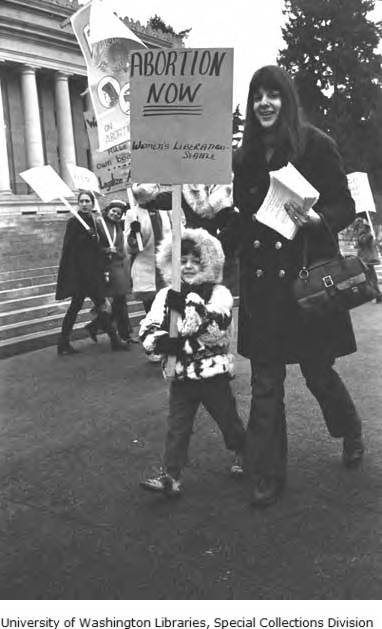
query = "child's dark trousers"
xmin=164 ymin=374 xmax=245 ymax=479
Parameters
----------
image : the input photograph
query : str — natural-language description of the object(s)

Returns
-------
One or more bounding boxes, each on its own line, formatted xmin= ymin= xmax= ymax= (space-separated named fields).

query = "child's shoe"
xmin=147 ymin=353 xmax=162 ymax=363
xmin=230 ymin=452 xmax=244 ymax=477
xmin=140 ymin=472 xmax=182 ymax=497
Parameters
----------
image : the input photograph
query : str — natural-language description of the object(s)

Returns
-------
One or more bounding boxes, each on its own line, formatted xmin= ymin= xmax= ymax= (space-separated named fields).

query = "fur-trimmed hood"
xmin=156 ymin=227 xmax=225 ymax=286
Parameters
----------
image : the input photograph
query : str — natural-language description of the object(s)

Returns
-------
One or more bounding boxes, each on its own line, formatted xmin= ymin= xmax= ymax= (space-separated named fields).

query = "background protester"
xmin=125 ymin=184 xmax=173 ymax=362
xmin=354 ymin=216 xmax=382 ymax=304
xmin=231 ymin=65 xmax=363 ymax=507
xmin=85 ymin=200 xmax=133 ymax=350
xmin=55 ymin=190 xmax=118 ymax=355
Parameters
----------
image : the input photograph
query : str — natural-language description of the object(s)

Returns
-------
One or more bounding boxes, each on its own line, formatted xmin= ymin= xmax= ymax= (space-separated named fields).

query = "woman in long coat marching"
xmin=56 ymin=190 xmax=124 ymax=354
xmin=232 ymin=65 xmax=363 ymax=506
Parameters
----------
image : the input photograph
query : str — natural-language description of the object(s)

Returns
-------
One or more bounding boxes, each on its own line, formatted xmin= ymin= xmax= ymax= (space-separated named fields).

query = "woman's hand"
xmin=105 ymin=246 xmax=117 ymax=260
xmin=129 ymin=220 xmax=141 ymax=234
xmin=284 ymin=201 xmax=321 ymax=228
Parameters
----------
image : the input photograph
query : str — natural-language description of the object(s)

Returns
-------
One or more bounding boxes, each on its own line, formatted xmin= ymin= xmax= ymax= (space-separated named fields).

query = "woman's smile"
xmin=253 ymin=87 xmax=282 ymax=129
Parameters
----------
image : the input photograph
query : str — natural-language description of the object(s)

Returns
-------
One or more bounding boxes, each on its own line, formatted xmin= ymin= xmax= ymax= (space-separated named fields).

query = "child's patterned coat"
xmin=139 ymin=228 xmax=235 ymax=381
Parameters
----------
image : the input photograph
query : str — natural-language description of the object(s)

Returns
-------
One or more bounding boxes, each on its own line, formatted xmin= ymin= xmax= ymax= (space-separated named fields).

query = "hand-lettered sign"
xmin=130 ymin=47 xmax=233 ymax=184
xmin=347 ymin=172 xmax=377 ymax=214
xmin=71 ymin=0 xmax=146 ymax=152
xmin=84 ymin=109 xmax=130 ymax=196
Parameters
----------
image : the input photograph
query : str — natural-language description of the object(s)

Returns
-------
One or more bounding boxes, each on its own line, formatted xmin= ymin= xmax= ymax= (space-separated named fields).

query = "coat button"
xmin=275 ymin=241 xmax=282 ymax=249
xmin=256 ymin=269 xmax=264 ymax=278
xmin=278 ymin=269 xmax=286 ymax=278
xmin=253 ymin=239 xmax=261 ymax=248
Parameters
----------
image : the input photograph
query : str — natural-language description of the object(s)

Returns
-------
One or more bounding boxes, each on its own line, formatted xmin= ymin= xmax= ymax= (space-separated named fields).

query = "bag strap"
xmin=301 ymin=213 xmax=341 ymax=268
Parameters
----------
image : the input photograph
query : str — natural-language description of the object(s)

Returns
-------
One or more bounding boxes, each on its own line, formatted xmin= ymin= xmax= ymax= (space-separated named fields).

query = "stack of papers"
xmin=256 ymin=163 xmax=320 ymax=239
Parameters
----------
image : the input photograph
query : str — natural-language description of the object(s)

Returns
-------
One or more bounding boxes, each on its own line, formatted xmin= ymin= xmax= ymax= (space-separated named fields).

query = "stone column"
xmin=0 ymin=78 xmax=11 ymax=193
xmin=84 ymin=90 xmax=94 ymax=171
xmin=20 ymin=66 xmax=45 ymax=168
xmin=55 ymin=72 xmax=76 ymax=185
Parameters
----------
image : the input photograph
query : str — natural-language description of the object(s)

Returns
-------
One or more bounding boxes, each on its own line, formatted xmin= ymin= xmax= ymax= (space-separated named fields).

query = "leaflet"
xmin=256 ymin=163 xmax=320 ymax=239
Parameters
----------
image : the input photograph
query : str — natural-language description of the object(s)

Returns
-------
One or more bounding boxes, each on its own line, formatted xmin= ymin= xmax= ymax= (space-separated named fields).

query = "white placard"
xmin=19 ymin=165 xmax=73 ymax=202
xmin=67 ymin=163 xmax=100 ymax=193
xmin=84 ymin=109 xmax=130 ymax=196
xmin=347 ymin=172 xmax=376 ymax=214
xmin=71 ymin=0 xmax=146 ymax=152
xmin=130 ymin=47 xmax=233 ymax=184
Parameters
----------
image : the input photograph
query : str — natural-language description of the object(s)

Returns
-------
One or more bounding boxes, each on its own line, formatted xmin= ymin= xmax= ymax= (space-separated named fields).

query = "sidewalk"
xmin=0 ymin=304 xmax=381 ymax=600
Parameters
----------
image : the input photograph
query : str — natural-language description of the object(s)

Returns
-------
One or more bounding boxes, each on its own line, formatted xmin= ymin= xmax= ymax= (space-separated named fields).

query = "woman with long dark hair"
xmin=233 ymin=65 xmax=363 ymax=507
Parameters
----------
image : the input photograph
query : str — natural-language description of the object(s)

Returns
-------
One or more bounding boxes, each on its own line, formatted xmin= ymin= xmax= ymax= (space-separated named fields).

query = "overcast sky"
xmin=109 ymin=0 xmax=382 ymax=113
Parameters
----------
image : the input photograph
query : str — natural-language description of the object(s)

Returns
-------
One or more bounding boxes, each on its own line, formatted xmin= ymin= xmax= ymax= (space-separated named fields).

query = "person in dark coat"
xmin=86 ymin=200 xmax=133 ymax=347
xmin=55 ymin=190 xmax=124 ymax=354
xmin=354 ymin=216 xmax=382 ymax=304
xmin=231 ymin=65 xmax=363 ymax=507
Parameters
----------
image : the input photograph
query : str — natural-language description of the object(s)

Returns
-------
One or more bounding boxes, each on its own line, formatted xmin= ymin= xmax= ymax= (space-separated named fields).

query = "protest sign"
xmin=347 ymin=172 xmax=376 ymax=214
xmin=20 ymin=166 xmax=90 ymax=231
xmin=84 ymin=109 xmax=131 ymax=196
xmin=347 ymin=172 xmax=377 ymax=238
xmin=71 ymin=0 xmax=146 ymax=152
xmin=20 ymin=165 xmax=73 ymax=202
xmin=67 ymin=163 xmax=100 ymax=193
xmin=130 ymin=47 xmax=233 ymax=184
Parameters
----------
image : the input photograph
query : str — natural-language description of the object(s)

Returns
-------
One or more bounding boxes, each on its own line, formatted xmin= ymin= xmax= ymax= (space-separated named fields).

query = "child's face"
xmin=180 ymin=253 xmax=202 ymax=284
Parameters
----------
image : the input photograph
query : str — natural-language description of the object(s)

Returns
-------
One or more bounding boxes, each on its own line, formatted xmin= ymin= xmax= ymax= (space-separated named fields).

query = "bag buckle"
xmin=323 ymin=274 xmax=334 ymax=288
xmin=299 ymin=267 xmax=309 ymax=281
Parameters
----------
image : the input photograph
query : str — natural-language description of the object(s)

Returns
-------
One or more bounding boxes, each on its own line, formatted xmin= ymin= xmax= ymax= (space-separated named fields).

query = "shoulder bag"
xmin=293 ymin=217 xmax=378 ymax=315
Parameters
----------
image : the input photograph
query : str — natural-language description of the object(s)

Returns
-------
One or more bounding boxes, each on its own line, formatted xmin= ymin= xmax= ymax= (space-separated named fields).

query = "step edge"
xmin=0 ymin=310 xmax=146 ymax=347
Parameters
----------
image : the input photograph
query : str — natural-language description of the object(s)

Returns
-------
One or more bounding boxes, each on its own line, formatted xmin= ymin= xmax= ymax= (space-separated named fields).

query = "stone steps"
xmin=0 ymin=266 xmax=145 ymax=359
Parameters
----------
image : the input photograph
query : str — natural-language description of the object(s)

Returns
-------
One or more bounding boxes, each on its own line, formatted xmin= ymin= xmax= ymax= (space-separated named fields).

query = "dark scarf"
xmin=180 ymin=281 xmax=214 ymax=303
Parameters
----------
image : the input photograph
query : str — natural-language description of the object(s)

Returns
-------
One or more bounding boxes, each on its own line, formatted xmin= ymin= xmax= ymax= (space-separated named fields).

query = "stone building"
xmin=0 ymin=0 xmax=181 ymax=198
xmin=0 ymin=0 xmax=182 ymax=355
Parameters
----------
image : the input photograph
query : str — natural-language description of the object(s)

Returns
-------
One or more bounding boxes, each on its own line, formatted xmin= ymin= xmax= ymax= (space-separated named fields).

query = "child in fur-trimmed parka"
xmin=139 ymin=227 xmax=245 ymax=497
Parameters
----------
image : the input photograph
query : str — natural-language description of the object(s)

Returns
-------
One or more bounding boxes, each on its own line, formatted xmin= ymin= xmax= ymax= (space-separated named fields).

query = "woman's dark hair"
xmin=102 ymin=82 xmax=119 ymax=107
xmin=242 ymin=65 xmax=306 ymax=162
xmin=77 ymin=190 xmax=95 ymax=207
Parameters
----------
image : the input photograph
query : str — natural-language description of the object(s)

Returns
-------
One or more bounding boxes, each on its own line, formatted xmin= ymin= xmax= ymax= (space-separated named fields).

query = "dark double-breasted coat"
xmin=98 ymin=218 xmax=130 ymax=297
xmin=233 ymin=124 xmax=357 ymax=364
xmin=55 ymin=213 xmax=104 ymax=301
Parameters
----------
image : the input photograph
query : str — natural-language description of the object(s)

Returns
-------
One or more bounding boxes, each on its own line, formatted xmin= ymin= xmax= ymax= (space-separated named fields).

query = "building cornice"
xmin=0 ymin=15 xmax=80 ymax=51
xmin=0 ymin=0 xmax=73 ymax=19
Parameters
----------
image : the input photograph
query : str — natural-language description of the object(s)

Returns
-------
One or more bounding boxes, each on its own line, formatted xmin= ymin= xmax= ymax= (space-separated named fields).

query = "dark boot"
xmin=98 ymin=310 xmax=129 ymax=351
xmin=343 ymin=433 xmax=364 ymax=468
xmin=59 ymin=299 xmax=82 ymax=355
xmin=251 ymin=476 xmax=284 ymax=508
xmin=84 ymin=320 xmax=98 ymax=343
xmin=57 ymin=335 xmax=79 ymax=356
xmin=109 ymin=330 xmax=129 ymax=351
